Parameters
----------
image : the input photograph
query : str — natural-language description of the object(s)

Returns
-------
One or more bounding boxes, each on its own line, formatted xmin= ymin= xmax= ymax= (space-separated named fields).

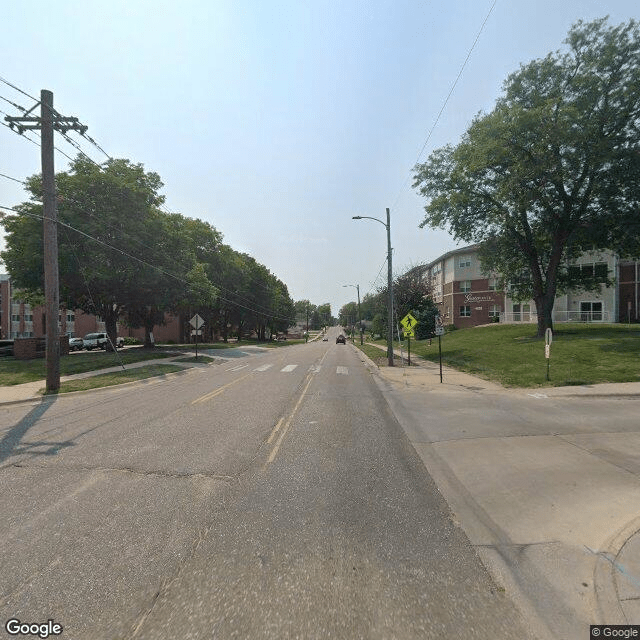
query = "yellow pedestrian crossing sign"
xmin=400 ymin=313 xmax=418 ymax=332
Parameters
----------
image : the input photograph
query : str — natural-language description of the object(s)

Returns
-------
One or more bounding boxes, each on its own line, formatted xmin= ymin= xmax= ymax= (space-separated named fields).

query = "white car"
xmin=83 ymin=333 xmax=124 ymax=350
xmin=68 ymin=337 xmax=84 ymax=351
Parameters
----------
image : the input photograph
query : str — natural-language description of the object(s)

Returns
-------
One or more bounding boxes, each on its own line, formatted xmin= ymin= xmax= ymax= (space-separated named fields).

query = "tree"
xmin=413 ymin=18 xmax=640 ymax=336
xmin=2 ymin=157 xmax=168 ymax=349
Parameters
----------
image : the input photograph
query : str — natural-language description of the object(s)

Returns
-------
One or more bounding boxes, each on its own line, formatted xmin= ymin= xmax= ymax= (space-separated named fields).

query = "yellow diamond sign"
xmin=400 ymin=313 xmax=418 ymax=331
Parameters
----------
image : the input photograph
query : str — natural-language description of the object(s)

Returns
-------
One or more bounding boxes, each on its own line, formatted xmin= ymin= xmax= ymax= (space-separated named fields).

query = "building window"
xmin=11 ymin=314 xmax=20 ymax=322
xmin=460 ymin=306 xmax=471 ymax=317
xmin=66 ymin=312 xmax=75 ymax=322
xmin=488 ymin=278 xmax=499 ymax=291
xmin=459 ymin=256 xmax=471 ymax=268
xmin=460 ymin=280 xmax=472 ymax=292
xmin=580 ymin=301 xmax=603 ymax=321
xmin=489 ymin=305 xmax=500 ymax=318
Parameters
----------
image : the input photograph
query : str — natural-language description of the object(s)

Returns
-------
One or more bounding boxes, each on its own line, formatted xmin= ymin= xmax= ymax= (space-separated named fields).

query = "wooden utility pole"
xmin=41 ymin=91 xmax=59 ymax=391
xmin=5 ymin=90 xmax=87 ymax=392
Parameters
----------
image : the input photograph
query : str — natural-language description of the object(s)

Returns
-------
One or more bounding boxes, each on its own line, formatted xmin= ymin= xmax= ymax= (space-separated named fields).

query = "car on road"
xmin=336 ymin=334 xmax=346 ymax=344
xmin=69 ymin=337 xmax=84 ymax=351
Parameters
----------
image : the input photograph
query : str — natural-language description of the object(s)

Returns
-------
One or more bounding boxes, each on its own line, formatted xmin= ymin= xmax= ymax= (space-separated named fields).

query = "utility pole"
xmin=386 ymin=208 xmax=394 ymax=366
xmin=352 ymin=208 xmax=394 ymax=365
xmin=6 ymin=90 xmax=87 ymax=392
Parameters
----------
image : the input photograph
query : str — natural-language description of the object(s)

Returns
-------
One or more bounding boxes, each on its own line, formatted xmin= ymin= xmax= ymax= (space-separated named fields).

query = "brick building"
xmin=0 ymin=274 xmax=183 ymax=342
xmin=420 ymin=246 xmax=640 ymax=328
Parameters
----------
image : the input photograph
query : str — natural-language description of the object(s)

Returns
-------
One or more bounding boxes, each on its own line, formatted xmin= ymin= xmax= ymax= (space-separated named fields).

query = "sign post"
xmin=545 ymin=328 xmax=553 ymax=381
xmin=190 ymin=314 xmax=205 ymax=361
xmin=435 ymin=315 xmax=444 ymax=383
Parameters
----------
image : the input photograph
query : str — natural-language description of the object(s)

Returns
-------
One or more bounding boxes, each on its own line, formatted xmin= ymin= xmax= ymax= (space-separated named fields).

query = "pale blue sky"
xmin=1 ymin=0 xmax=637 ymax=316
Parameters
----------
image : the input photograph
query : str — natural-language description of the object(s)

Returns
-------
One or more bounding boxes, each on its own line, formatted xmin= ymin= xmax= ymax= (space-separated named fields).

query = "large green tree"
xmin=2 ymin=157 xmax=169 ymax=348
xmin=413 ymin=18 xmax=640 ymax=335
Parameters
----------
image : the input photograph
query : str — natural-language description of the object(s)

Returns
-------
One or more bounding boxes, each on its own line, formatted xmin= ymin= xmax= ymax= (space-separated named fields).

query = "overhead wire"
xmin=0 ymin=203 xmax=297 ymax=323
xmin=390 ymin=0 xmax=498 ymax=212
xmin=1 ymin=76 xmax=293 ymax=318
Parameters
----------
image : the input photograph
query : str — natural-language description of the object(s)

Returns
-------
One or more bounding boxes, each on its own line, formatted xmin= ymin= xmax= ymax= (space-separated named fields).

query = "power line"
xmin=0 ymin=75 xmax=37 ymax=102
xmin=0 ymin=94 xmax=26 ymax=113
xmin=390 ymin=0 xmax=498 ymax=210
xmin=0 ymin=203 xmax=296 ymax=323
xmin=0 ymin=171 xmax=25 ymax=185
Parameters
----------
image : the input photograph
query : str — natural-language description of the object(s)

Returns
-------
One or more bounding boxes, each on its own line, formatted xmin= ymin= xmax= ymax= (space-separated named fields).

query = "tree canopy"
xmin=1 ymin=156 xmax=295 ymax=344
xmin=413 ymin=18 xmax=640 ymax=335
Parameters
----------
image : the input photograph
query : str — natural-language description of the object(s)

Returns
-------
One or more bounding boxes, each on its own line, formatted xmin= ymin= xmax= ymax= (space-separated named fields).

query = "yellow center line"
xmin=266 ymin=373 xmax=315 ymax=465
xmin=191 ymin=371 xmax=253 ymax=405
xmin=267 ymin=418 xmax=284 ymax=444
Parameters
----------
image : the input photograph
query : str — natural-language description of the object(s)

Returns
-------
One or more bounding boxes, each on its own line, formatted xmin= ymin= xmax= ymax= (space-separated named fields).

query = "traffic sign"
xmin=403 ymin=329 xmax=415 ymax=338
xmin=190 ymin=314 xmax=205 ymax=330
xmin=545 ymin=328 xmax=553 ymax=345
xmin=435 ymin=326 xmax=445 ymax=336
xmin=400 ymin=313 xmax=418 ymax=331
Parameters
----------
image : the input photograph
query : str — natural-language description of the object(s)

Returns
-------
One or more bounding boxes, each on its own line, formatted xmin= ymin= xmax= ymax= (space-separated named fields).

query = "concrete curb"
xmin=0 ymin=358 xmax=217 ymax=407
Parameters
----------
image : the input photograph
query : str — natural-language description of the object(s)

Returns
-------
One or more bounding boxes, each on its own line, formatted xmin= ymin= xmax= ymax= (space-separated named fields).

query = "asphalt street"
xmin=0 ymin=329 xmax=535 ymax=639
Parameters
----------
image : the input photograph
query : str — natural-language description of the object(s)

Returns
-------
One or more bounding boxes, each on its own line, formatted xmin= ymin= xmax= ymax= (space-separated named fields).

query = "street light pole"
xmin=352 ymin=208 xmax=394 ymax=366
xmin=343 ymin=283 xmax=362 ymax=345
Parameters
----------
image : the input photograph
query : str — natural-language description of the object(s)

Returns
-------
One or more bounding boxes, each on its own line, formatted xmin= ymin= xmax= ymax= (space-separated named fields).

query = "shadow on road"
xmin=0 ymin=396 xmax=72 ymax=464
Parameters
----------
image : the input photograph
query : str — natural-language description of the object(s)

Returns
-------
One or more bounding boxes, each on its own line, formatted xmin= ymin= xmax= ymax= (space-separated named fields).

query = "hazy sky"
xmin=1 ymin=1 xmax=637 ymax=317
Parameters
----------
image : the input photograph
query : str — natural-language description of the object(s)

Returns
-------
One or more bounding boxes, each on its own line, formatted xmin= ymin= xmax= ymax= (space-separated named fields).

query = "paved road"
xmin=0 ymin=329 xmax=534 ymax=639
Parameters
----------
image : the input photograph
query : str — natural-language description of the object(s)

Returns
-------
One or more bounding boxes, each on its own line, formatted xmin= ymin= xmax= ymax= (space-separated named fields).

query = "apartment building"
xmin=420 ymin=246 xmax=640 ymax=328
xmin=0 ymin=274 xmax=187 ymax=343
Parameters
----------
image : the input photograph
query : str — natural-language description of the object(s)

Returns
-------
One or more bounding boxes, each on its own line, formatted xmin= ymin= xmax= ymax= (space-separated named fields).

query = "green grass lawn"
xmin=45 ymin=364 xmax=185 ymax=394
xmin=0 ymin=349 xmax=179 ymax=386
xmin=366 ymin=323 xmax=640 ymax=387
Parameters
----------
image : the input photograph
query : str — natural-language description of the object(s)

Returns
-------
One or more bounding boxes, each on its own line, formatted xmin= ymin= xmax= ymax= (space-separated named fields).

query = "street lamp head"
xmin=352 ymin=216 xmax=362 ymax=220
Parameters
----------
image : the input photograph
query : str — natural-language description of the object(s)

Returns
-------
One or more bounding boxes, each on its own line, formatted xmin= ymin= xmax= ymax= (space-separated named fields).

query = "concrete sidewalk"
xmin=356 ymin=342 xmax=640 ymax=638
xmin=363 ymin=340 xmax=640 ymax=398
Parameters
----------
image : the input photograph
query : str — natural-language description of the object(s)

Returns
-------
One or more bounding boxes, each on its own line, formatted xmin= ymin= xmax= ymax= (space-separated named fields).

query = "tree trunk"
xmin=535 ymin=296 xmax=554 ymax=337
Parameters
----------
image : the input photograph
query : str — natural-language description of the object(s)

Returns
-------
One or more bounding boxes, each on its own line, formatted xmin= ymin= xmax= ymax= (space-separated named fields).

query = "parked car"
xmin=68 ymin=337 xmax=84 ymax=351
xmin=336 ymin=334 xmax=346 ymax=344
xmin=83 ymin=333 xmax=124 ymax=350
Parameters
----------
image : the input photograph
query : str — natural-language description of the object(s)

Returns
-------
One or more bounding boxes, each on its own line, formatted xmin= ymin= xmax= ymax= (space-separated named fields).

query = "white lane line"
xmin=226 ymin=364 xmax=248 ymax=372
xmin=308 ymin=364 xmax=321 ymax=373
xmin=281 ymin=364 xmax=298 ymax=373
xmin=336 ymin=366 xmax=348 ymax=375
xmin=254 ymin=363 xmax=273 ymax=372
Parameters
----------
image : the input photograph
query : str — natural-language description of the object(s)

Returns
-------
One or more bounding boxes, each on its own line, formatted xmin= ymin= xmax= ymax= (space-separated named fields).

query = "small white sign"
xmin=545 ymin=328 xmax=553 ymax=345
xmin=435 ymin=326 xmax=445 ymax=336
xmin=190 ymin=314 xmax=205 ymax=330
xmin=191 ymin=329 xmax=202 ymax=336
xmin=545 ymin=344 xmax=550 ymax=359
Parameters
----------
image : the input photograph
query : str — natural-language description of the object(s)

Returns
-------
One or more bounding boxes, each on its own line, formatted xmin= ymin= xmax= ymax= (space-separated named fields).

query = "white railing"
xmin=552 ymin=310 xmax=611 ymax=323
xmin=500 ymin=312 xmax=537 ymax=323
xmin=499 ymin=310 xmax=611 ymax=323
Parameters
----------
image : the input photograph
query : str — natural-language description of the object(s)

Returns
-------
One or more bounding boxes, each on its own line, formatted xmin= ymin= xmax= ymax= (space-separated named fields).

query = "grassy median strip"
xmin=0 ymin=350 xmax=179 ymax=386
xmin=43 ymin=364 xmax=185 ymax=394
xmin=364 ymin=323 xmax=640 ymax=387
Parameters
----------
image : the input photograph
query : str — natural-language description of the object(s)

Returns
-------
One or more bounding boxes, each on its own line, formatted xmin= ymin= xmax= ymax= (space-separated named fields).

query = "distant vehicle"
xmin=68 ymin=337 xmax=84 ymax=351
xmin=83 ymin=332 xmax=124 ymax=350
xmin=336 ymin=334 xmax=346 ymax=344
